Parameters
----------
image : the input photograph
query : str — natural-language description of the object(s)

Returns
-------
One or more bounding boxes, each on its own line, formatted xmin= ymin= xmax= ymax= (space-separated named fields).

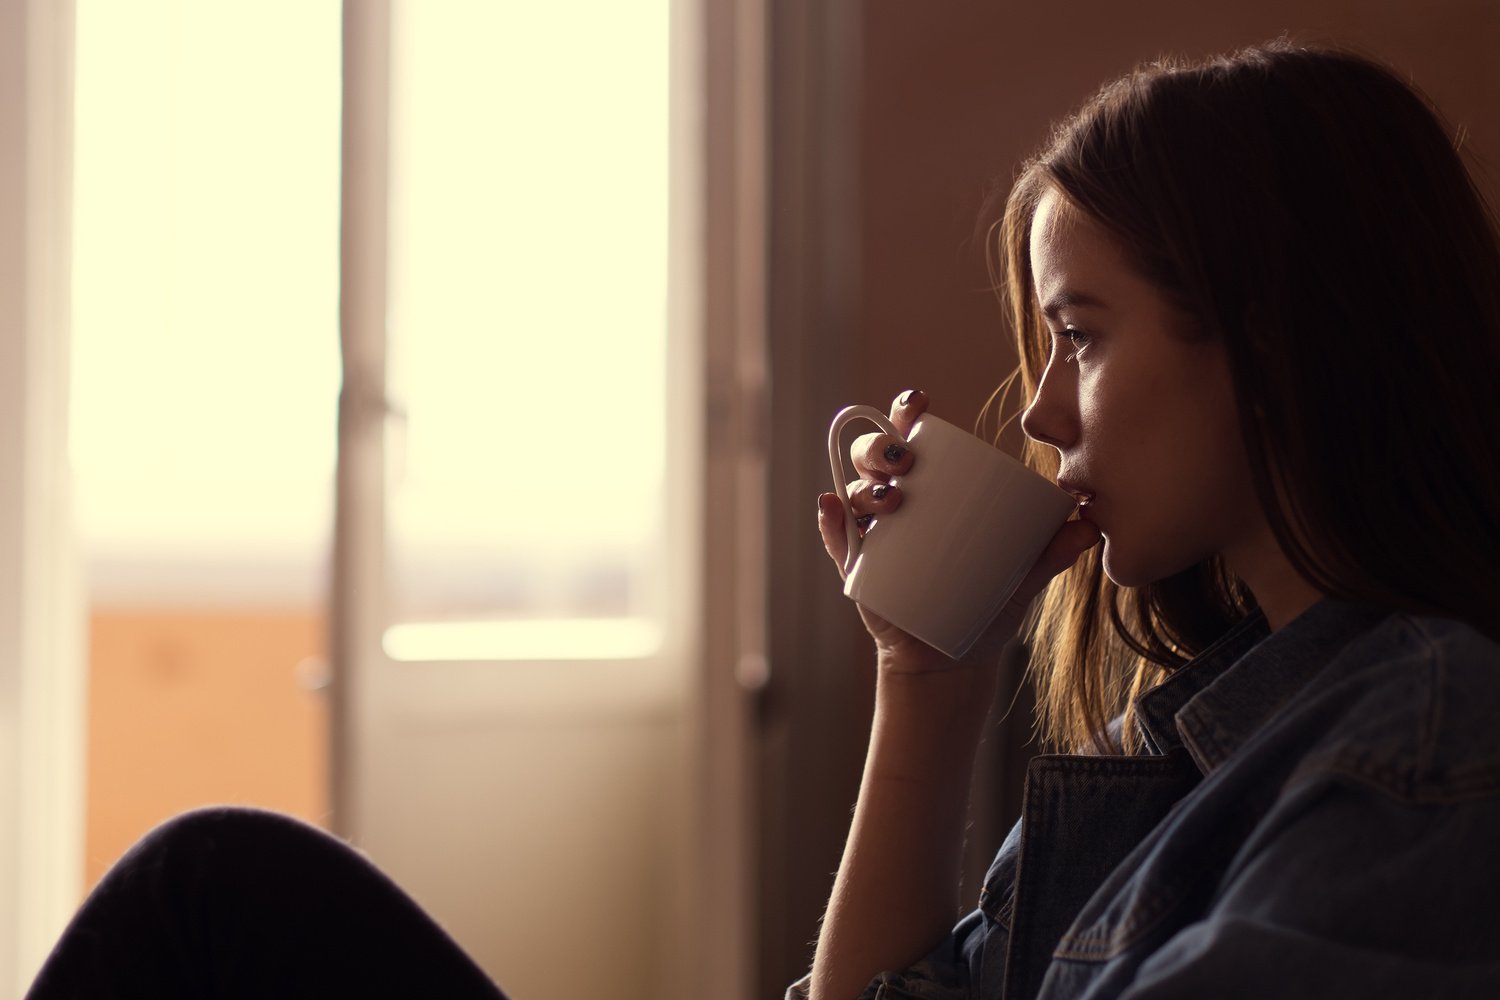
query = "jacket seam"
xmin=1050 ymin=879 xmax=1188 ymax=961
xmin=1399 ymin=616 xmax=1445 ymax=777
xmin=1317 ymin=760 xmax=1500 ymax=804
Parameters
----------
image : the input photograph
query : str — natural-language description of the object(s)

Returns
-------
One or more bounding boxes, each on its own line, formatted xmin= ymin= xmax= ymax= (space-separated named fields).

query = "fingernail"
xmin=871 ymin=483 xmax=890 ymax=501
xmin=883 ymin=443 xmax=907 ymax=463
xmin=817 ymin=493 xmax=837 ymax=516
xmin=856 ymin=513 xmax=874 ymax=532
xmin=898 ymin=389 xmax=916 ymax=406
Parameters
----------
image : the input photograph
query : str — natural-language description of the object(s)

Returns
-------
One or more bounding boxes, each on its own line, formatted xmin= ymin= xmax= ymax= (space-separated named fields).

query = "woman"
xmin=803 ymin=40 xmax=1500 ymax=1000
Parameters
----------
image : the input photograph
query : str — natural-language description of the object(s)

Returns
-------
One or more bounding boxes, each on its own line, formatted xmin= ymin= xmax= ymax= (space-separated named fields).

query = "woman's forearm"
xmin=807 ymin=660 xmax=1000 ymax=1000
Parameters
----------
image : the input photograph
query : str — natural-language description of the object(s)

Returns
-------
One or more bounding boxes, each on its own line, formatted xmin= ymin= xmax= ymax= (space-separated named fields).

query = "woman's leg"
xmin=25 ymin=806 xmax=510 ymax=1000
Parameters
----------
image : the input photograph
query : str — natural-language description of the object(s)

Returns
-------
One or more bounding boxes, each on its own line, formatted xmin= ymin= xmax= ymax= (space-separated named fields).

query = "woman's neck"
xmin=1225 ymin=528 xmax=1325 ymax=632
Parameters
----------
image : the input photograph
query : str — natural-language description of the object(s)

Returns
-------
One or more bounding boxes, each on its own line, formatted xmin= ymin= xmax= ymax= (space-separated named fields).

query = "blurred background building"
xmin=0 ymin=1 xmax=1495 ymax=998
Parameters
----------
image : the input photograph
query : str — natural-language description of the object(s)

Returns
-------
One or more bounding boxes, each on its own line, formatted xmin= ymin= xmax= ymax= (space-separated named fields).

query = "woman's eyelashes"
xmin=1052 ymin=327 xmax=1092 ymax=364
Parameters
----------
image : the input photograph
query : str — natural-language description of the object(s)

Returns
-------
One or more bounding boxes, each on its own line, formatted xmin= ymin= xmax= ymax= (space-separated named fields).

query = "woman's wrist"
xmin=873 ymin=653 xmax=999 ymax=742
xmin=874 ymin=601 xmax=1027 ymax=675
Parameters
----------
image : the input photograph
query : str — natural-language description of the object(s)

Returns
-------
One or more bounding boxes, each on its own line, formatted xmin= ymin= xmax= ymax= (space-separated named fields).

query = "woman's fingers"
xmin=852 ymin=432 xmax=914 ymax=480
xmin=889 ymin=388 xmax=928 ymax=437
xmin=818 ymin=491 xmax=907 ymax=641
xmin=846 ymin=390 xmax=925 ymax=481
xmin=818 ymin=482 xmax=906 ymax=579
xmin=1012 ymin=518 xmax=1103 ymax=607
xmin=846 ymin=478 xmax=903 ymax=518
xmin=817 ymin=389 xmax=931 ymax=631
xmin=817 ymin=492 xmax=851 ymax=579
xmin=971 ymin=517 xmax=1102 ymax=663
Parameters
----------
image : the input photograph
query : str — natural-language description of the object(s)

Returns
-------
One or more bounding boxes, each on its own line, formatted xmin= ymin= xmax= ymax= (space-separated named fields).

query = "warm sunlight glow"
xmin=383 ymin=0 xmax=671 ymax=654
xmin=72 ymin=1 xmax=672 ymax=657
xmin=71 ymin=1 xmax=341 ymax=604
xmin=383 ymin=618 xmax=663 ymax=663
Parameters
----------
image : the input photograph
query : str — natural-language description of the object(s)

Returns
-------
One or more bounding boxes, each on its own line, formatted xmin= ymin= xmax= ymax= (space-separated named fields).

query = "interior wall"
xmin=85 ymin=610 xmax=329 ymax=888
xmin=759 ymin=1 xmax=1500 ymax=993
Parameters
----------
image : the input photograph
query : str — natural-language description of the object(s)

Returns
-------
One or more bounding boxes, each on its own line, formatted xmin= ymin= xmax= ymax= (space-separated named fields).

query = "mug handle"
xmin=827 ymin=404 xmax=906 ymax=576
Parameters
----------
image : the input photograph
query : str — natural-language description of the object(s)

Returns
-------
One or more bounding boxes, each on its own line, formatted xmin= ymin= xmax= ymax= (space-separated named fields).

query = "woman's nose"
xmin=1020 ymin=362 xmax=1075 ymax=451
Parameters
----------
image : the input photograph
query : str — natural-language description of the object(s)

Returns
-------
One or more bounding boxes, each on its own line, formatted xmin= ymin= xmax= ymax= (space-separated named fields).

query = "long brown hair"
xmin=988 ymin=40 xmax=1500 ymax=753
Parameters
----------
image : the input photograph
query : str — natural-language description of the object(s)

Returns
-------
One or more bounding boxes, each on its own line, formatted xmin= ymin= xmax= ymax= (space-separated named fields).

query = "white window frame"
xmin=0 ymin=0 xmax=84 ymax=993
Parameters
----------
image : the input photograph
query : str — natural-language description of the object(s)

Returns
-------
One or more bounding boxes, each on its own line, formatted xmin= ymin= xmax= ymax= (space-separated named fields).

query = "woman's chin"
xmin=1099 ymin=541 xmax=1166 ymax=589
xmin=1101 ymin=539 xmax=1204 ymax=590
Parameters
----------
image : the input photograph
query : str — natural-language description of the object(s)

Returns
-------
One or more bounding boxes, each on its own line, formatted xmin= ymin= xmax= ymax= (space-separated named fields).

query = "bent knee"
xmin=131 ymin=806 xmax=339 ymax=869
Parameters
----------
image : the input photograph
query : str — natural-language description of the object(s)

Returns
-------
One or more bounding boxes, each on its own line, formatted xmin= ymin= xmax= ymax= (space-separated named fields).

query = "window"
xmin=71 ymin=0 xmax=341 ymax=896
xmin=381 ymin=1 xmax=672 ymax=661
xmin=72 ymin=0 xmax=341 ymax=603
xmin=73 ymin=0 xmax=673 ymax=654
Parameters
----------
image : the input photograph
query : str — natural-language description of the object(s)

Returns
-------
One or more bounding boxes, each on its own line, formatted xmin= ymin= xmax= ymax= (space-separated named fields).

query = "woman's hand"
xmin=816 ymin=389 xmax=1102 ymax=672
xmin=816 ymin=388 xmax=931 ymax=661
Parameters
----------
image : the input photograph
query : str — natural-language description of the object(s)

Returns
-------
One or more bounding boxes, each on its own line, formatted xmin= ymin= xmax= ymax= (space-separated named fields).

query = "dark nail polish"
xmin=855 ymin=513 xmax=874 ymax=532
xmin=871 ymin=483 xmax=890 ymax=501
xmin=883 ymin=443 xmax=907 ymax=463
xmin=898 ymin=389 xmax=921 ymax=406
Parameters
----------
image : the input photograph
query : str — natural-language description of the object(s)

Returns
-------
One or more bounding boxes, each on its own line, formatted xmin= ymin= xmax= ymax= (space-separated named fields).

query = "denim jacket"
xmin=789 ymin=599 xmax=1500 ymax=999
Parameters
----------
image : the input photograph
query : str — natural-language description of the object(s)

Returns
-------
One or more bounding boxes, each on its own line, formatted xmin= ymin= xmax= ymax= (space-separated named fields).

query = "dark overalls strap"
xmin=1003 ymin=749 xmax=1200 ymax=1000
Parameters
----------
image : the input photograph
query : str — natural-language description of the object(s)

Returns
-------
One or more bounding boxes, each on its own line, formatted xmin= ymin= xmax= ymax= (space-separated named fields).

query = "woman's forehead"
xmin=1028 ymin=190 xmax=1119 ymax=307
xmin=1027 ymin=188 xmax=1076 ymax=271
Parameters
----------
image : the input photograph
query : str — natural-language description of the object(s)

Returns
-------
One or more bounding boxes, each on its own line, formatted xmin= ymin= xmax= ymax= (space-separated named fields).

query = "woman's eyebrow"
xmin=1040 ymin=289 xmax=1109 ymax=321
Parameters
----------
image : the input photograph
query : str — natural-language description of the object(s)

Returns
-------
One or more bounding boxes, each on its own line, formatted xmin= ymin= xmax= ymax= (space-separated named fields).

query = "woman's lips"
xmin=1056 ymin=478 xmax=1095 ymax=506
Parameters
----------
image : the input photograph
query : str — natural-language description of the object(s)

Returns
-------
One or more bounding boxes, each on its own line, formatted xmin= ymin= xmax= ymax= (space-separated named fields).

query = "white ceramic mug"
xmin=828 ymin=404 xmax=1077 ymax=658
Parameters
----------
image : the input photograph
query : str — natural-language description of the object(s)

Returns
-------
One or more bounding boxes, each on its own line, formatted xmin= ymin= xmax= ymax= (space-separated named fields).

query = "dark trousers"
xmin=25 ymin=806 xmax=510 ymax=999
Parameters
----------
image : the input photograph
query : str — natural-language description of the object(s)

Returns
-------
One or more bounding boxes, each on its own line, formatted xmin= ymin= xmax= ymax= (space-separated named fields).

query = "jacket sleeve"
xmin=783 ymin=907 xmax=989 ymax=1000
xmin=784 ymin=821 xmax=1023 ymax=1000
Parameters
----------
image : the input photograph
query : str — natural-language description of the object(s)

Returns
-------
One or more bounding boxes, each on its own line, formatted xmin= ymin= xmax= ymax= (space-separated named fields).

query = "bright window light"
xmin=71 ymin=0 xmax=673 ymax=656
xmin=383 ymin=618 xmax=663 ymax=663
xmin=383 ymin=0 xmax=671 ymax=660
xmin=71 ymin=1 xmax=341 ymax=606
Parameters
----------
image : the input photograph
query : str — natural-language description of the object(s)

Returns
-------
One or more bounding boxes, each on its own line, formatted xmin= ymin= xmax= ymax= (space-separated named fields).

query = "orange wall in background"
xmin=84 ymin=609 xmax=330 ymax=889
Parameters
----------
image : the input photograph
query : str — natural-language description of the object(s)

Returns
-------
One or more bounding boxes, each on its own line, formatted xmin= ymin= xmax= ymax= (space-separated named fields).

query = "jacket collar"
xmin=1134 ymin=598 xmax=1387 ymax=773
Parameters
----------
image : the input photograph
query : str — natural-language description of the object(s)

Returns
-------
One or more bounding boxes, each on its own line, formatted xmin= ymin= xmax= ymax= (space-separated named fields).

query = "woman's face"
xmin=1021 ymin=188 xmax=1270 ymax=587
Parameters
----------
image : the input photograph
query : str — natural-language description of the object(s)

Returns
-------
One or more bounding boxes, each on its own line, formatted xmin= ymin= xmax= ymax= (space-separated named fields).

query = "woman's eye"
xmin=1053 ymin=327 xmax=1091 ymax=363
